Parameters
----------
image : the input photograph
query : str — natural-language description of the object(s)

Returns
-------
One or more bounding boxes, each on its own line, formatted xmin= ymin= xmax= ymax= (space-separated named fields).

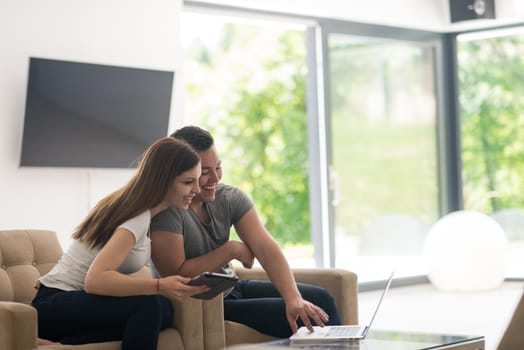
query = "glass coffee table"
xmin=259 ymin=330 xmax=485 ymax=349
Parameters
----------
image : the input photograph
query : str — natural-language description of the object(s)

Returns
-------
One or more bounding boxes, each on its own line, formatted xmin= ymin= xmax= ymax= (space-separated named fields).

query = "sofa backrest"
xmin=0 ymin=230 xmax=62 ymax=304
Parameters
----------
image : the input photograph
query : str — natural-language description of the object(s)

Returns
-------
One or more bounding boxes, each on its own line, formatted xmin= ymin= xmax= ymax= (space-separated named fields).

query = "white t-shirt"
xmin=39 ymin=210 xmax=151 ymax=291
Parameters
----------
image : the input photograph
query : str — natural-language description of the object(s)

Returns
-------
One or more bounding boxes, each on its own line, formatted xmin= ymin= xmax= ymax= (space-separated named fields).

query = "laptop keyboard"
xmin=326 ymin=326 xmax=360 ymax=337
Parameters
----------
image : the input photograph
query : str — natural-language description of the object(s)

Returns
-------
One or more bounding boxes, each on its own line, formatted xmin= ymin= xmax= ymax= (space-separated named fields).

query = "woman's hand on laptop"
xmin=286 ymin=298 xmax=330 ymax=334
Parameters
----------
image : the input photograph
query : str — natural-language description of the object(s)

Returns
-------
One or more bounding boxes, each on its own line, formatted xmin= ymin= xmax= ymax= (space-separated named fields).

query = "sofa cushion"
xmin=35 ymin=328 xmax=184 ymax=350
xmin=0 ymin=230 xmax=62 ymax=304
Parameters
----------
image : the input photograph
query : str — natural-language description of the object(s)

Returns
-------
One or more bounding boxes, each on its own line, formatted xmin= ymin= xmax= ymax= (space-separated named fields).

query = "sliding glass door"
xmin=323 ymin=28 xmax=442 ymax=282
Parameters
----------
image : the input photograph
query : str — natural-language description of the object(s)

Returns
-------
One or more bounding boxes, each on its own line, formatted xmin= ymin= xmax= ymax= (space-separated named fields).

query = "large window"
xmin=181 ymin=6 xmax=447 ymax=283
xmin=182 ymin=3 xmax=524 ymax=286
xmin=458 ymin=27 xmax=524 ymax=278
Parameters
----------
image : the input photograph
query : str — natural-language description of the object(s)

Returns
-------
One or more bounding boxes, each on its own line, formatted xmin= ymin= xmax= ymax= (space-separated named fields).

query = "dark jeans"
xmin=32 ymin=284 xmax=173 ymax=350
xmin=224 ymin=279 xmax=341 ymax=338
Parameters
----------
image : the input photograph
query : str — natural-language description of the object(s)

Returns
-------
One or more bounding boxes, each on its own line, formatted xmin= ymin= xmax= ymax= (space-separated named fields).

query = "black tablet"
xmin=188 ymin=272 xmax=239 ymax=300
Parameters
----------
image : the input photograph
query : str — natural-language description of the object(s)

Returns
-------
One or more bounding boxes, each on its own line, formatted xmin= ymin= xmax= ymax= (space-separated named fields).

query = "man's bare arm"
xmin=151 ymin=230 xmax=254 ymax=277
xmin=235 ymin=207 xmax=328 ymax=333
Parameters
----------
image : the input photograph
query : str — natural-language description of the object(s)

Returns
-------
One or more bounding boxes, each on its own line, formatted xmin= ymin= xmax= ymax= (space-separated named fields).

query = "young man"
xmin=150 ymin=126 xmax=341 ymax=338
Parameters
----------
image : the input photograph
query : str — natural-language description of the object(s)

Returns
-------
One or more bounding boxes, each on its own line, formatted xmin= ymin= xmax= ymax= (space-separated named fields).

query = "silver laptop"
xmin=289 ymin=269 xmax=395 ymax=344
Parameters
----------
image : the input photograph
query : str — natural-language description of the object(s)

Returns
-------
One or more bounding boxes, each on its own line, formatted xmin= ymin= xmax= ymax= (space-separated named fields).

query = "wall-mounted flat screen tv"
xmin=20 ymin=57 xmax=174 ymax=168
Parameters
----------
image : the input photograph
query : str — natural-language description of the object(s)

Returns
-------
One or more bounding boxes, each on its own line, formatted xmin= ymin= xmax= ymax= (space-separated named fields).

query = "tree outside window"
xmin=181 ymin=13 xmax=312 ymax=260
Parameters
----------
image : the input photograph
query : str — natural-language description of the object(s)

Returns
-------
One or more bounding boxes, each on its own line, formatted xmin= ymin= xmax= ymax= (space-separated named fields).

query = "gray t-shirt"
xmin=150 ymin=184 xmax=253 ymax=274
xmin=40 ymin=210 xmax=152 ymax=291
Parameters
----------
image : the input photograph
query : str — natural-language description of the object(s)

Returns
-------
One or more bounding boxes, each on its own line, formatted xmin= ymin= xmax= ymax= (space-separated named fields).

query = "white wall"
xmin=0 ymin=0 xmax=184 ymax=248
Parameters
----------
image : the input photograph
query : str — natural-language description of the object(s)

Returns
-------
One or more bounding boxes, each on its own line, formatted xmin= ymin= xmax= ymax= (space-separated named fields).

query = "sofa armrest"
xmin=202 ymin=295 xmax=226 ymax=350
xmin=0 ymin=301 xmax=38 ymax=350
xmin=172 ymin=295 xmax=225 ymax=350
xmin=132 ymin=267 xmax=226 ymax=350
xmin=234 ymin=267 xmax=359 ymax=325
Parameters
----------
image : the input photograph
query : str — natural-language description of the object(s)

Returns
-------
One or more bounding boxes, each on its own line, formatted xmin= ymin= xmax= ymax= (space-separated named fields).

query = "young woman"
xmin=32 ymin=137 xmax=209 ymax=350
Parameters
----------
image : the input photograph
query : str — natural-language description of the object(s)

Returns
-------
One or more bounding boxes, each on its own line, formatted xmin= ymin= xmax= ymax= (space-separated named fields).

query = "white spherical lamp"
xmin=424 ymin=210 xmax=508 ymax=291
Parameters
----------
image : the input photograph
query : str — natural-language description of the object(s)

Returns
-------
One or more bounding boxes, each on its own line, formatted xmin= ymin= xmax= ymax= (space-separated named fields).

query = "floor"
xmin=357 ymin=281 xmax=524 ymax=350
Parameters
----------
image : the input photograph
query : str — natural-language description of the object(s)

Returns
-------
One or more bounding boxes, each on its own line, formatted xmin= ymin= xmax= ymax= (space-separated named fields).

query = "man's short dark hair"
xmin=170 ymin=126 xmax=214 ymax=152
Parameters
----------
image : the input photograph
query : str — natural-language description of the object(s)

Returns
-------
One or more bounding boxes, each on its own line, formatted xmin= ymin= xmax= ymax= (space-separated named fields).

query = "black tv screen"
xmin=20 ymin=57 xmax=174 ymax=168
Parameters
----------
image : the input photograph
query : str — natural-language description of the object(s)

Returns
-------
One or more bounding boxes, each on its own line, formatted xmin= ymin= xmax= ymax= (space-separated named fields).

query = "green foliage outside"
xmin=459 ymin=35 xmax=524 ymax=213
xmin=331 ymin=118 xmax=438 ymax=233
xmin=183 ymin=20 xmax=310 ymax=244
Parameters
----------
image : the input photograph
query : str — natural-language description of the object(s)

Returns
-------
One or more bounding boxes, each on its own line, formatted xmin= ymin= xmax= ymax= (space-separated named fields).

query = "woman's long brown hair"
xmin=72 ymin=137 xmax=199 ymax=249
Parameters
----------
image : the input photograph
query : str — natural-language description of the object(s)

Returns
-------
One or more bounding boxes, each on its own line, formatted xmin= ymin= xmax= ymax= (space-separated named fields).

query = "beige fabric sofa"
xmin=0 ymin=229 xmax=224 ymax=350
xmin=0 ymin=229 xmax=358 ymax=350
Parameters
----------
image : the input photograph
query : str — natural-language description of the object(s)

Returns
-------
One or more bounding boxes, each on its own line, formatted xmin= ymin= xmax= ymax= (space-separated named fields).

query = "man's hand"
xmin=229 ymin=241 xmax=255 ymax=268
xmin=285 ymin=297 xmax=330 ymax=334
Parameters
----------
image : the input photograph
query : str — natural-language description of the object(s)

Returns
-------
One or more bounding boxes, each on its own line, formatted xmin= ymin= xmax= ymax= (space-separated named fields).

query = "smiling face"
xmin=194 ymin=145 xmax=222 ymax=204
xmin=164 ymin=162 xmax=201 ymax=210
